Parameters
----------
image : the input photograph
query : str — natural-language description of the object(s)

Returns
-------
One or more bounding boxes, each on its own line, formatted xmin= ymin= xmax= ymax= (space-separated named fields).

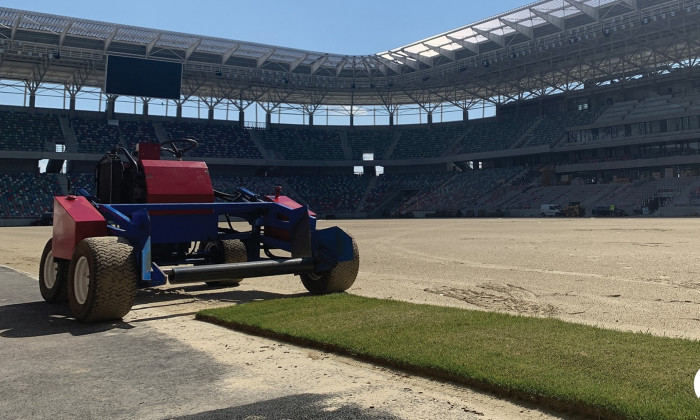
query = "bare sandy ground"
xmin=2 ymin=218 xmax=699 ymax=418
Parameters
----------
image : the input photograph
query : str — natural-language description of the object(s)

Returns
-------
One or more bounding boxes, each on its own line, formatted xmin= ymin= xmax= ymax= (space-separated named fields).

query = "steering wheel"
xmin=160 ymin=138 xmax=198 ymax=159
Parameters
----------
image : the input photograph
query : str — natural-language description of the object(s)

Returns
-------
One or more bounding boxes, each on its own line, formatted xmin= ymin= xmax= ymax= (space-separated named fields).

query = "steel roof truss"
xmin=59 ymin=21 xmax=74 ymax=49
xmin=425 ymin=44 xmax=455 ymax=61
xmin=289 ymin=53 xmax=308 ymax=72
xmin=472 ymin=27 xmax=505 ymax=47
xmin=103 ymin=27 xmax=118 ymax=54
xmin=10 ymin=13 xmax=20 ymax=42
xmin=310 ymin=55 xmax=329 ymax=75
xmin=499 ymin=18 xmax=533 ymax=39
xmin=565 ymin=0 xmax=600 ymax=21
xmin=335 ymin=57 xmax=347 ymax=76
xmin=402 ymin=49 xmax=433 ymax=67
xmin=621 ymin=0 xmax=638 ymax=10
xmin=146 ymin=33 xmax=162 ymax=57
xmin=222 ymin=44 xmax=241 ymax=64
xmin=185 ymin=38 xmax=202 ymax=60
xmin=530 ymin=7 xmax=565 ymax=30
xmin=387 ymin=53 xmax=420 ymax=70
xmin=446 ymin=35 xmax=479 ymax=54
xmin=257 ymin=49 xmax=275 ymax=68
xmin=372 ymin=56 xmax=401 ymax=74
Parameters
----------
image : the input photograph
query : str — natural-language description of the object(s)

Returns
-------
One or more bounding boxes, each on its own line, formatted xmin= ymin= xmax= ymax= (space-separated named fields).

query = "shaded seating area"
xmin=162 ymin=121 xmax=262 ymax=159
xmin=526 ymin=110 xmax=597 ymax=147
xmin=398 ymin=168 xmax=523 ymax=214
xmin=119 ymin=120 xmax=158 ymax=151
xmin=0 ymin=111 xmax=63 ymax=152
xmin=0 ymin=173 xmax=63 ymax=218
xmin=458 ymin=118 xmax=531 ymax=154
xmin=210 ymin=176 xmax=287 ymax=199
xmin=346 ymin=129 xmax=394 ymax=160
xmin=361 ymin=173 xmax=453 ymax=214
xmin=283 ymin=175 xmax=371 ymax=214
xmin=68 ymin=172 xmax=96 ymax=196
xmin=391 ymin=125 xmax=466 ymax=159
xmin=257 ymin=128 xmax=345 ymax=160
xmin=70 ymin=117 xmax=121 ymax=154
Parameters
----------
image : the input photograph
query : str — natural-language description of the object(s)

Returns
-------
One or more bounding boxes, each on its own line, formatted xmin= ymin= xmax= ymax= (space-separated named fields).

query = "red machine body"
xmin=52 ymin=196 xmax=107 ymax=260
xmin=141 ymin=160 xmax=214 ymax=204
xmin=264 ymin=193 xmax=316 ymax=241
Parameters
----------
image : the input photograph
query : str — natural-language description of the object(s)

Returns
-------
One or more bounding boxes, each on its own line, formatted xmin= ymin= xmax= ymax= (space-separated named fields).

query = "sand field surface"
xmin=2 ymin=218 xmax=699 ymax=419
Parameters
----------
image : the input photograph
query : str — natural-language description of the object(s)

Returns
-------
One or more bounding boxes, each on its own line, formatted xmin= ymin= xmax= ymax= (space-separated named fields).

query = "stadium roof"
xmin=1 ymin=0 xmax=699 ymax=111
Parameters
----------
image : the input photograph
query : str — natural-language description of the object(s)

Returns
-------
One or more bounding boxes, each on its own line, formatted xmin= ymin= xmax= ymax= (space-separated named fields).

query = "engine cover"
xmin=141 ymin=160 xmax=214 ymax=203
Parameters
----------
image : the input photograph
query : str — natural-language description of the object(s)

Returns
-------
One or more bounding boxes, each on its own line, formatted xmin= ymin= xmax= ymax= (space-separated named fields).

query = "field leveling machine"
xmin=39 ymin=140 xmax=359 ymax=322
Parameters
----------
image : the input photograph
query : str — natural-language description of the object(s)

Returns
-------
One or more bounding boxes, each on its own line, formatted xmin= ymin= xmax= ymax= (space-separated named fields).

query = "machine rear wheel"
xmin=301 ymin=235 xmax=359 ymax=294
xmin=68 ymin=237 xmax=138 ymax=322
xmin=39 ymin=239 xmax=69 ymax=303
xmin=205 ymin=239 xmax=247 ymax=287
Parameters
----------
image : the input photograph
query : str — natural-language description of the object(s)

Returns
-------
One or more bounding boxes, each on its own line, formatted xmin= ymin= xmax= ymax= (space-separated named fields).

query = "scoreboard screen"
xmin=105 ymin=56 xmax=182 ymax=100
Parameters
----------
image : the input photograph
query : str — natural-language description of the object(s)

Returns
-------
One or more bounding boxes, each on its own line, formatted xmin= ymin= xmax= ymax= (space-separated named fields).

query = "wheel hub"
xmin=73 ymin=256 xmax=90 ymax=305
xmin=43 ymin=250 xmax=57 ymax=289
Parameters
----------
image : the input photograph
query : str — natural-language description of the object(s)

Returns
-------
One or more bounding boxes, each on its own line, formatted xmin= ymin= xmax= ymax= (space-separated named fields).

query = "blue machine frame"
xmin=75 ymin=189 xmax=354 ymax=288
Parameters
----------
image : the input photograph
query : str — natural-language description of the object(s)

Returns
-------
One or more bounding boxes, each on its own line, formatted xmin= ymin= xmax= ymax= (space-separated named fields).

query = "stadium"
xmin=2 ymin=0 xmax=700 ymax=223
xmin=2 ymin=2 xmax=700 ymax=418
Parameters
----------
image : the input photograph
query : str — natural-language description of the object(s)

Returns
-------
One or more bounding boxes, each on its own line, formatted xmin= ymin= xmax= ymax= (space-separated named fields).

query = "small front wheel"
xmin=301 ymin=235 xmax=359 ymax=295
xmin=68 ymin=237 xmax=138 ymax=322
xmin=203 ymin=239 xmax=247 ymax=287
xmin=39 ymin=239 xmax=69 ymax=303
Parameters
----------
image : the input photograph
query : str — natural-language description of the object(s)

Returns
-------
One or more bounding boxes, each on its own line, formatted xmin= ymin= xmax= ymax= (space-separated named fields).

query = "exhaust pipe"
xmin=166 ymin=257 xmax=315 ymax=284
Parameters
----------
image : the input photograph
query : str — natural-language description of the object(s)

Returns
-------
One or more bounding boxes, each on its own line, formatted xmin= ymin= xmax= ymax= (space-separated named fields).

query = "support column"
xmin=106 ymin=94 xmax=118 ymax=119
xmin=141 ymin=98 xmax=150 ymax=117
xmin=389 ymin=111 xmax=394 ymax=126
xmin=309 ymin=112 xmax=314 ymax=127
xmin=239 ymin=110 xmax=245 ymax=127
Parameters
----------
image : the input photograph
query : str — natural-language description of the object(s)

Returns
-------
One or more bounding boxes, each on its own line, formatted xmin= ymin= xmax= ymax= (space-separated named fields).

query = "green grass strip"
xmin=196 ymin=294 xmax=700 ymax=419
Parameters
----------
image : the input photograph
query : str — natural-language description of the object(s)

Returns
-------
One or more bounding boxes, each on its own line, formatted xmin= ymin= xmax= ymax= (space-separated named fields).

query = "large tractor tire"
xmin=39 ymin=239 xmax=69 ymax=303
xmin=301 ymin=235 xmax=359 ymax=295
xmin=204 ymin=239 xmax=247 ymax=287
xmin=68 ymin=237 xmax=138 ymax=322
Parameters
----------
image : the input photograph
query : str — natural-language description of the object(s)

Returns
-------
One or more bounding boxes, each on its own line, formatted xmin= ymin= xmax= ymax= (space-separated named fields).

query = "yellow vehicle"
xmin=563 ymin=202 xmax=586 ymax=217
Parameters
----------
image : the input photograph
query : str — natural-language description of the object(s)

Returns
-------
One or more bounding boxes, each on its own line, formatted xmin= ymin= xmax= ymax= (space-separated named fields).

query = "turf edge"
xmin=195 ymin=311 xmax=627 ymax=420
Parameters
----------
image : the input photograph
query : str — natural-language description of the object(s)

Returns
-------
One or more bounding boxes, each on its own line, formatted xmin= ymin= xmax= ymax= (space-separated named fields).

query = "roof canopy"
xmin=1 ymin=0 xmax=698 ymax=109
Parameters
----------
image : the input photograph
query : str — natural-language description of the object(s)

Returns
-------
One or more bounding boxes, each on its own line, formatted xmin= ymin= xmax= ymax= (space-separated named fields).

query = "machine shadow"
xmin=0 ymin=300 xmax=133 ymax=339
xmin=0 ymin=285 xmax=307 ymax=339
xmin=129 ymin=285 xmax=309 ymax=316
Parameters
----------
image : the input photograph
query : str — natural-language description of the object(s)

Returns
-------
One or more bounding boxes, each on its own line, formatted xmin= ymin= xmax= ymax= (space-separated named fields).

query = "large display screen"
xmin=105 ymin=56 xmax=182 ymax=100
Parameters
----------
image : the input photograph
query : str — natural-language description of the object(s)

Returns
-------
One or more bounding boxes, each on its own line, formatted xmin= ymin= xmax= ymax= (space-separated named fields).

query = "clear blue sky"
xmin=6 ymin=1 xmax=531 ymax=55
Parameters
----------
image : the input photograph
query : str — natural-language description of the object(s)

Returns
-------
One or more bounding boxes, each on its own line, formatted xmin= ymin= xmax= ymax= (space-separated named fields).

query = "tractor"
xmin=38 ymin=140 xmax=359 ymax=322
xmin=563 ymin=201 xmax=586 ymax=217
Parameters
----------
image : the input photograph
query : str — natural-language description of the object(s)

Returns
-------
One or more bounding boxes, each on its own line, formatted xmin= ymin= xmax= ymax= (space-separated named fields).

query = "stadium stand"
xmin=68 ymin=172 xmax=96 ymax=196
xmin=0 ymin=110 xmax=63 ymax=152
xmin=283 ymin=175 xmax=371 ymax=214
xmin=398 ymin=168 xmax=524 ymax=214
xmin=346 ymin=128 xmax=395 ymax=160
xmin=119 ymin=120 xmax=158 ymax=150
xmin=524 ymin=110 xmax=598 ymax=147
xmin=458 ymin=118 xmax=531 ymax=154
xmin=70 ymin=117 xmax=121 ymax=154
xmin=162 ymin=121 xmax=262 ymax=159
xmin=257 ymin=127 xmax=344 ymax=160
xmin=0 ymin=173 xmax=63 ymax=219
xmin=359 ymin=173 xmax=454 ymax=215
xmin=391 ymin=125 xmax=466 ymax=159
